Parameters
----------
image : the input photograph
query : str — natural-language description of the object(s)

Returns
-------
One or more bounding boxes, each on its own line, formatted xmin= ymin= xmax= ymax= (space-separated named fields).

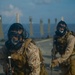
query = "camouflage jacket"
xmin=0 ymin=39 xmax=41 ymax=75
xmin=53 ymin=31 xmax=75 ymax=64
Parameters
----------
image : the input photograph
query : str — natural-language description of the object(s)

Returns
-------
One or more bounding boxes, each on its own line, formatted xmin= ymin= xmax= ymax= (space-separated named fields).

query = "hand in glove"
xmin=52 ymin=59 xmax=59 ymax=67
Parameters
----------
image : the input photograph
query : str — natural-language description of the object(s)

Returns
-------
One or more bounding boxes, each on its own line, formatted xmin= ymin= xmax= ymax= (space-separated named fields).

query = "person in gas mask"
xmin=0 ymin=23 xmax=47 ymax=75
xmin=51 ymin=21 xmax=75 ymax=75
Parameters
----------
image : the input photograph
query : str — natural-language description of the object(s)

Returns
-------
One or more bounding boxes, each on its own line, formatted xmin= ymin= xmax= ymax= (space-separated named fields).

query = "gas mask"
xmin=59 ymin=30 xmax=64 ymax=33
xmin=58 ymin=25 xmax=66 ymax=33
xmin=5 ymin=31 xmax=23 ymax=50
xmin=10 ymin=31 xmax=23 ymax=45
xmin=11 ymin=39 xmax=19 ymax=45
xmin=56 ymin=24 xmax=67 ymax=36
xmin=5 ymin=23 xmax=28 ymax=50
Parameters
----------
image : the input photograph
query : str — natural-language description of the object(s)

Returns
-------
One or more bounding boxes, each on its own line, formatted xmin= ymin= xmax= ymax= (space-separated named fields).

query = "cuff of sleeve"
xmin=57 ymin=58 xmax=62 ymax=64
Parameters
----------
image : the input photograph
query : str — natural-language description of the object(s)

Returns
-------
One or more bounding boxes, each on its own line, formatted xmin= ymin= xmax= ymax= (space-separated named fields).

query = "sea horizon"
xmin=2 ymin=23 xmax=75 ymax=39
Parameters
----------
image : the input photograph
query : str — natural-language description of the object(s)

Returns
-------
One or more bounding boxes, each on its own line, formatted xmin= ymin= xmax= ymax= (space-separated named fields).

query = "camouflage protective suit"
xmin=0 ymin=39 xmax=47 ymax=75
xmin=52 ymin=31 xmax=75 ymax=75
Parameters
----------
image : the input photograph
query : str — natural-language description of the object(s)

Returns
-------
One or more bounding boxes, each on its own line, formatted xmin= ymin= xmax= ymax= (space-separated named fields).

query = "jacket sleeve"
xmin=51 ymin=36 xmax=58 ymax=58
xmin=0 ymin=45 xmax=8 ymax=72
xmin=57 ymin=35 xmax=75 ymax=63
xmin=26 ymin=42 xmax=41 ymax=75
xmin=0 ymin=45 xmax=8 ymax=64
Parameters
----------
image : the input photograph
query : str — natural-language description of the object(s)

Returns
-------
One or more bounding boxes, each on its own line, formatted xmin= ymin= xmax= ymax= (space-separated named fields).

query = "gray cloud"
xmin=0 ymin=4 xmax=23 ymax=17
xmin=32 ymin=0 xmax=52 ymax=4
xmin=31 ymin=0 xmax=61 ymax=5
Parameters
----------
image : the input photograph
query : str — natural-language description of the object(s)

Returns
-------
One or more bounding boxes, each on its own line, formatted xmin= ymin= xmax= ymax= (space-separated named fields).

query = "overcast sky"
xmin=0 ymin=0 xmax=75 ymax=24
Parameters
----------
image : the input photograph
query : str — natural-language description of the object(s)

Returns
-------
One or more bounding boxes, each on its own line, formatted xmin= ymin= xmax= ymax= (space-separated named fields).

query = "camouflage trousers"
xmin=59 ymin=57 xmax=75 ymax=75
xmin=11 ymin=68 xmax=30 ymax=75
xmin=13 ymin=71 xmax=24 ymax=75
xmin=12 ymin=71 xmax=30 ymax=75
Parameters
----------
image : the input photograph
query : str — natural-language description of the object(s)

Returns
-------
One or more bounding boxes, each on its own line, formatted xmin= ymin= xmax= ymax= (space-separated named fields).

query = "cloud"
xmin=32 ymin=0 xmax=52 ymax=4
xmin=1 ymin=4 xmax=23 ymax=17
xmin=28 ymin=2 xmax=36 ymax=9
xmin=9 ymin=4 xmax=14 ymax=9
xmin=31 ymin=0 xmax=61 ymax=5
